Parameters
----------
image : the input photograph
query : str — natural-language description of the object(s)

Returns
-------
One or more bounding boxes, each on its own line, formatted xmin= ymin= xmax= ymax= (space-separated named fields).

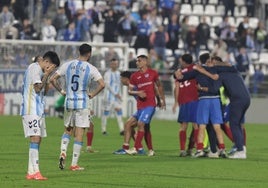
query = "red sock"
xmin=197 ymin=142 xmax=204 ymax=150
xmin=145 ymin=131 xmax=153 ymax=150
xmin=223 ymin=124 xmax=233 ymax=142
xmin=179 ymin=130 xmax=186 ymax=151
xmin=87 ymin=132 xmax=93 ymax=147
xmin=122 ymin=144 xmax=129 ymax=150
xmin=188 ymin=129 xmax=195 ymax=150
xmin=243 ymin=127 xmax=246 ymax=146
xmin=218 ymin=143 xmax=225 ymax=150
xmin=193 ymin=129 xmax=199 ymax=146
xmin=134 ymin=131 xmax=144 ymax=150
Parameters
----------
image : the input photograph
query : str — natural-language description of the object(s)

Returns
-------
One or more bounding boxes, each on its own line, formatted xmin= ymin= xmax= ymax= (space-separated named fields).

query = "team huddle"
xmin=20 ymin=43 xmax=249 ymax=180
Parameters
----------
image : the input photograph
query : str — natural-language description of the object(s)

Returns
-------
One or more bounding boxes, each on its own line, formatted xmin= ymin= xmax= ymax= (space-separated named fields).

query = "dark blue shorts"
xmin=177 ymin=100 xmax=198 ymax=123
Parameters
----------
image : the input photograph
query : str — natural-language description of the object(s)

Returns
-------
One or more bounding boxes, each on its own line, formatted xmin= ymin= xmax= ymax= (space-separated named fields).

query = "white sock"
xmin=101 ymin=115 xmax=107 ymax=132
xmin=60 ymin=133 xmax=71 ymax=155
xmin=29 ymin=142 xmax=39 ymax=173
xmin=71 ymin=141 xmax=83 ymax=166
xmin=116 ymin=114 xmax=124 ymax=132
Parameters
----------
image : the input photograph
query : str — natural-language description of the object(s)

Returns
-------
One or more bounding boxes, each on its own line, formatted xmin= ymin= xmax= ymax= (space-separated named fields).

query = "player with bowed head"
xmin=50 ymin=43 xmax=105 ymax=170
xmin=21 ymin=51 xmax=60 ymax=180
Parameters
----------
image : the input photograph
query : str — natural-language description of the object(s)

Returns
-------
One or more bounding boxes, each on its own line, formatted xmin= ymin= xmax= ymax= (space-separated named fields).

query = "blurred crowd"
xmin=0 ymin=0 xmax=267 ymax=94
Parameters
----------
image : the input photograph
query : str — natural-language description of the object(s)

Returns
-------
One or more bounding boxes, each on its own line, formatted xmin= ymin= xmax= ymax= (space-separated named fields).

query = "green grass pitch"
xmin=1 ymin=115 xmax=268 ymax=188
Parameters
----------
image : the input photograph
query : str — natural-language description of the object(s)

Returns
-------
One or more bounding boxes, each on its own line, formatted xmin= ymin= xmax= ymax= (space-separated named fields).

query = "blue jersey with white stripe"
xmin=21 ymin=63 xmax=45 ymax=116
xmin=57 ymin=60 xmax=102 ymax=109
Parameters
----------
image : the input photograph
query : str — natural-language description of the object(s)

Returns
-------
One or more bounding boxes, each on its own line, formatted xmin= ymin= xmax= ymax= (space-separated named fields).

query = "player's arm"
xmin=88 ymin=78 xmax=105 ymax=99
xmin=154 ymin=85 xmax=161 ymax=107
xmin=193 ymin=65 xmax=219 ymax=81
xmin=174 ymin=68 xmax=198 ymax=81
xmin=128 ymin=84 xmax=146 ymax=98
xmin=50 ymin=72 xmax=66 ymax=96
xmin=172 ymin=81 xmax=179 ymax=113
xmin=155 ymin=77 xmax=166 ymax=110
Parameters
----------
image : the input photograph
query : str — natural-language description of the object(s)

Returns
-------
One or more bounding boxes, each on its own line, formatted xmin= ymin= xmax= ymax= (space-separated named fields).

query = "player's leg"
xmin=59 ymin=109 xmax=73 ymax=170
xmin=23 ymin=115 xmax=47 ymax=180
xmin=101 ymin=110 xmax=109 ymax=135
xmin=113 ymin=116 xmax=137 ymax=154
xmin=127 ymin=107 xmax=155 ymax=155
xmin=70 ymin=109 xmax=89 ymax=170
xmin=144 ymin=123 xmax=154 ymax=156
xmin=179 ymin=122 xmax=188 ymax=157
xmin=115 ymin=107 xmax=124 ymax=135
xmin=86 ymin=122 xmax=97 ymax=153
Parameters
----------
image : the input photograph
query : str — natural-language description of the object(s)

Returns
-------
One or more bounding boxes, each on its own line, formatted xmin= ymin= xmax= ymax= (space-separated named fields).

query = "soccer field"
xmin=1 ymin=115 xmax=268 ymax=188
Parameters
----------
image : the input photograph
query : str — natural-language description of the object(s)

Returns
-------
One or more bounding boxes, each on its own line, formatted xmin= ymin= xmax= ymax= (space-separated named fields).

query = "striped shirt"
xmin=21 ymin=62 xmax=45 ymax=116
xmin=57 ymin=59 xmax=102 ymax=109
xmin=103 ymin=69 xmax=121 ymax=102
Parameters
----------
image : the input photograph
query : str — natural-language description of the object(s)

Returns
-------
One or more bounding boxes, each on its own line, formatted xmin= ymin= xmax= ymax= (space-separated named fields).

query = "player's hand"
xmin=45 ymin=64 xmax=56 ymax=75
xmin=138 ymin=91 xmax=146 ymax=98
xmin=159 ymin=99 xmax=166 ymax=110
xmin=115 ymin=94 xmax=122 ymax=101
xmin=88 ymin=92 xmax=93 ymax=99
xmin=193 ymin=64 xmax=203 ymax=72
xmin=174 ymin=69 xmax=182 ymax=80
xmin=60 ymin=89 xmax=66 ymax=96
xmin=172 ymin=104 xmax=177 ymax=114
xmin=211 ymin=74 xmax=219 ymax=80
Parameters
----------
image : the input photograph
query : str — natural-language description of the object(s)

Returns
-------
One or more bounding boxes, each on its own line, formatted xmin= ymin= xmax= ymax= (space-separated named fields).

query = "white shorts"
xmin=102 ymin=100 xmax=122 ymax=111
xmin=64 ymin=108 xmax=90 ymax=128
xmin=22 ymin=115 xmax=47 ymax=138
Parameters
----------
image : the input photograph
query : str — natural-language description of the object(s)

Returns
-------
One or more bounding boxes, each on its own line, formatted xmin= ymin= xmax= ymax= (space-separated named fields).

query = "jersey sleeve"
xmin=56 ymin=62 xmax=68 ymax=76
xmin=31 ymin=64 xmax=42 ymax=84
xmin=91 ymin=65 xmax=103 ymax=81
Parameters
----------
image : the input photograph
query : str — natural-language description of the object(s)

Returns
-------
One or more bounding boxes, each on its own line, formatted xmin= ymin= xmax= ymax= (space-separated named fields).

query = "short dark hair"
xmin=79 ymin=43 xmax=92 ymax=56
xmin=43 ymin=51 xmax=60 ymax=67
xmin=199 ymin=53 xmax=210 ymax=64
xmin=211 ymin=56 xmax=223 ymax=62
xmin=181 ymin=54 xmax=193 ymax=64
xmin=120 ymin=71 xmax=132 ymax=79
xmin=110 ymin=58 xmax=118 ymax=62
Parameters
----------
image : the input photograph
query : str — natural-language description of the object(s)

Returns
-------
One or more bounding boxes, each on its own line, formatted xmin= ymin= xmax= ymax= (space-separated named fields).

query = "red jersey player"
xmin=172 ymin=54 xmax=199 ymax=157
xmin=125 ymin=55 xmax=166 ymax=155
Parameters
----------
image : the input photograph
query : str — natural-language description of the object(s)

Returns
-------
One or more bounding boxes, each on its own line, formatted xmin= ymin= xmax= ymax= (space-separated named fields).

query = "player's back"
xmin=103 ymin=69 xmax=121 ymax=102
xmin=64 ymin=60 xmax=92 ymax=109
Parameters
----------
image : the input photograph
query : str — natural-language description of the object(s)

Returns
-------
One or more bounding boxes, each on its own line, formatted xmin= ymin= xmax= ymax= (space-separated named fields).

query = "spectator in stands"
xmin=128 ymin=51 xmax=137 ymax=71
xmin=103 ymin=9 xmax=118 ymax=42
xmin=237 ymin=16 xmax=249 ymax=37
xmin=223 ymin=0 xmax=235 ymax=17
xmin=75 ymin=9 xmax=92 ymax=42
xmin=14 ymin=48 xmax=29 ymax=69
xmin=90 ymin=46 xmax=105 ymax=70
xmin=211 ymin=39 xmax=228 ymax=61
xmin=225 ymin=25 xmax=238 ymax=56
xmin=252 ymin=64 xmax=264 ymax=95
xmin=239 ymin=28 xmax=255 ymax=65
xmin=12 ymin=0 xmax=28 ymax=21
xmin=53 ymin=7 xmax=69 ymax=41
xmin=133 ymin=12 xmax=151 ymax=53
xmin=117 ymin=10 xmax=136 ymax=46
xmin=254 ymin=21 xmax=267 ymax=57
xmin=166 ymin=13 xmax=180 ymax=55
xmin=219 ymin=16 xmax=231 ymax=40
xmin=63 ymin=22 xmax=80 ymax=41
xmin=0 ymin=5 xmax=18 ymax=39
xmin=150 ymin=25 xmax=169 ymax=61
xmin=186 ymin=25 xmax=199 ymax=61
xmin=113 ymin=0 xmax=131 ymax=16
xmin=41 ymin=17 xmax=57 ymax=42
xmin=180 ymin=16 xmax=189 ymax=53
xmin=86 ymin=6 xmax=100 ymax=41
xmin=147 ymin=7 xmax=162 ymax=33
xmin=158 ymin=0 xmax=175 ymax=23
xmin=196 ymin=16 xmax=210 ymax=51
xmin=42 ymin=0 xmax=51 ymax=16
xmin=235 ymin=47 xmax=250 ymax=81
xmin=246 ymin=0 xmax=255 ymax=17
xmin=104 ymin=47 xmax=120 ymax=69
xmin=19 ymin=18 xmax=38 ymax=40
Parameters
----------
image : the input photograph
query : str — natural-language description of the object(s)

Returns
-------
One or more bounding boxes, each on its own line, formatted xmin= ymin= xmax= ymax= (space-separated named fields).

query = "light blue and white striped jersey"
xmin=103 ymin=69 xmax=121 ymax=102
xmin=21 ymin=62 xmax=45 ymax=116
xmin=57 ymin=59 xmax=102 ymax=109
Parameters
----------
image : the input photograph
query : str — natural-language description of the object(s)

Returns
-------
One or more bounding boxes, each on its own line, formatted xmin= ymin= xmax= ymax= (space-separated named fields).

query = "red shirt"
xmin=176 ymin=64 xmax=198 ymax=105
xmin=130 ymin=69 xmax=158 ymax=109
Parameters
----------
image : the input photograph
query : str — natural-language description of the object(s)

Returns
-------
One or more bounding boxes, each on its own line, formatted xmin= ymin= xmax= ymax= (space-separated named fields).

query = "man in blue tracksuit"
xmin=194 ymin=55 xmax=250 ymax=159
